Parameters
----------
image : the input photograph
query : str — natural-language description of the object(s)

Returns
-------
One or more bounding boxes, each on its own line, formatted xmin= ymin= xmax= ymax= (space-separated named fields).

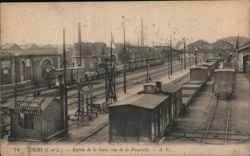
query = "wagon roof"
xmin=214 ymin=68 xmax=235 ymax=72
xmin=190 ymin=65 xmax=208 ymax=69
xmin=200 ymin=62 xmax=214 ymax=66
xmin=161 ymin=82 xmax=182 ymax=93
xmin=109 ymin=94 xmax=168 ymax=109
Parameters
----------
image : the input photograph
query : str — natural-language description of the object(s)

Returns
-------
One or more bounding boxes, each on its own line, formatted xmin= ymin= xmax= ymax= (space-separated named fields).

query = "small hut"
xmin=9 ymin=96 xmax=66 ymax=141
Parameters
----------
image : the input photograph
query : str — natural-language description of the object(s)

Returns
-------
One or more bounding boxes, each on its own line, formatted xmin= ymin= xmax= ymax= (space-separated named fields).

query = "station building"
xmin=0 ymin=43 xmax=61 ymax=85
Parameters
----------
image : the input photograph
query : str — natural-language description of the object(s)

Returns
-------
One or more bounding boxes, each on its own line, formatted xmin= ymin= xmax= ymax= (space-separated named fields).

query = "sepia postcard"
xmin=0 ymin=1 xmax=249 ymax=156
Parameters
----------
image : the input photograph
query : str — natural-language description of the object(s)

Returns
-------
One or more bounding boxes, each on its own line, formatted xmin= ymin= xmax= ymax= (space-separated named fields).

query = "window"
xmin=3 ymin=69 xmax=9 ymax=74
xmin=1 ymin=60 xmax=10 ymax=68
xmin=18 ymin=113 xmax=34 ymax=129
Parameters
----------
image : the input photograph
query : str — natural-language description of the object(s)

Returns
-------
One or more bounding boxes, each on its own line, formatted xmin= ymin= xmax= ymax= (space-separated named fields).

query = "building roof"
xmin=213 ymin=40 xmax=234 ymax=50
xmin=1 ymin=43 xmax=21 ymax=50
xmin=109 ymin=94 xmax=168 ymax=109
xmin=214 ymin=69 xmax=235 ymax=72
xmin=238 ymin=44 xmax=250 ymax=52
xmin=0 ymin=48 xmax=60 ymax=56
xmin=12 ymin=96 xmax=59 ymax=113
xmin=161 ymin=82 xmax=182 ymax=93
xmin=0 ymin=51 xmax=14 ymax=59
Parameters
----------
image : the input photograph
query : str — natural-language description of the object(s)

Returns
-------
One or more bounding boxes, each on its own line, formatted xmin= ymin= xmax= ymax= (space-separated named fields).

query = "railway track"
xmin=0 ymin=59 xmax=194 ymax=137
xmin=1 ymin=60 xmax=179 ymax=100
xmin=66 ymin=59 xmax=193 ymax=109
xmin=202 ymin=97 xmax=232 ymax=145
xmin=74 ymin=122 xmax=109 ymax=144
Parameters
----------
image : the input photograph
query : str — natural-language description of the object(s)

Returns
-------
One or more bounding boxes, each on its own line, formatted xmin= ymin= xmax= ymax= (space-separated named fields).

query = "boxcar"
xmin=213 ymin=68 xmax=235 ymax=98
xmin=109 ymin=94 xmax=170 ymax=143
xmin=109 ymin=83 xmax=171 ymax=143
xmin=161 ymin=82 xmax=183 ymax=118
xmin=190 ymin=66 xmax=209 ymax=82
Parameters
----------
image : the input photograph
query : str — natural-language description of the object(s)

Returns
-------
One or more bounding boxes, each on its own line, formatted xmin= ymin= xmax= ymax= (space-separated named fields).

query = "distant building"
xmin=212 ymin=40 xmax=234 ymax=54
xmin=187 ymin=40 xmax=213 ymax=51
xmin=9 ymin=96 xmax=66 ymax=141
xmin=0 ymin=43 xmax=61 ymax=85
xmin=73 ymin=42 xmax=107 ymax=70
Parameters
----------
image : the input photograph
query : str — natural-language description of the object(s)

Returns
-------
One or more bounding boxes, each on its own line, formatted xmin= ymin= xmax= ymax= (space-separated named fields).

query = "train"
xmin=43 ymin=57 xmax=164 ymax=88
xmin=108 ymin=55 xmax=221 ymax=143
xmin=108 ymin=55 xmax=223 ymax=143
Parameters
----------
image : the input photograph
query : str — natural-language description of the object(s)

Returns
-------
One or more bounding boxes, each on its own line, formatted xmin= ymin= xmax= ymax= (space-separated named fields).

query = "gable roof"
xmin=1 ymin=43 xmax=21 ymax=50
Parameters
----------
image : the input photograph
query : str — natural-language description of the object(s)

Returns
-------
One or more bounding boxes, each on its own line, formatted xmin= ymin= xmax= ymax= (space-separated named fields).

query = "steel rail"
xmin=202 ymin=97 xmax=218 ymax=144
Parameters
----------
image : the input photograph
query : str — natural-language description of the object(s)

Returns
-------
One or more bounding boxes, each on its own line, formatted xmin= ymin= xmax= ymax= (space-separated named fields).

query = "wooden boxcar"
xmin=161 ymin=82 xmax=183 ymax=118
xmin=213 ymin=68 xmax=235 ymax=98
xmin=109 ymin=94 xmax=170 ymax=143
xmin=190 ymin=66 xmax=209 ymax=82
xmin=109 ymin=84 xmax=170 ymax=143
xmin=9 ymin=96 xmax=67 ymax=141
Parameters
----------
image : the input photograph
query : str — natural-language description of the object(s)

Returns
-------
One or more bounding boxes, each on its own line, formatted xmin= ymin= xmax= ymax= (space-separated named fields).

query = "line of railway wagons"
xmin=108 ymin=56 xmax=231 ymax=143
xmin=43 ymin=57 xmax=164 ymax=88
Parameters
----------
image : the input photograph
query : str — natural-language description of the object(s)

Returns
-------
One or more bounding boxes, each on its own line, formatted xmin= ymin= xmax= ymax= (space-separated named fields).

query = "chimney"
xmin=155 ymin=81 xmax=162 ymax=90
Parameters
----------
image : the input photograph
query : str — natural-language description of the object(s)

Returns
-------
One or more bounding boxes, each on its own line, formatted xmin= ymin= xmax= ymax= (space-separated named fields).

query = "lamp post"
xmin=14 ymin=53 xmax=19 ymax=108
xmin=63 ymin=28 xmax=68 ymax=132
xmin=170 ymin=36 xmax=173 ymax=75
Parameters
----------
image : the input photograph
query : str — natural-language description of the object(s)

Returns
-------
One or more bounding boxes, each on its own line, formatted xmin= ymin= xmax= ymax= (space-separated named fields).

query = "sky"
xmin=1 ymin=1 xmax=249 ymax=46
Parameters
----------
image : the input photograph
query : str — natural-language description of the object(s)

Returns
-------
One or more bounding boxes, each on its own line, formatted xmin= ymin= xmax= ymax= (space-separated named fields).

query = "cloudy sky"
xmin=1 ymin=1 xmax=249 ymax=46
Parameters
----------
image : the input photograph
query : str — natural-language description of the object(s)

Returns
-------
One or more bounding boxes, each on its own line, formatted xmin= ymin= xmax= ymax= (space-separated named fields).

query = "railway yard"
xmin=1 ymin=2 xmax=250 ymax=156
xmin=164 ymin=73 xmax=249 ymax=144
xmin=1 ymin=52 xmax=250 ymax=145
xmin=0 ymin=47 xmax=249 ymax=147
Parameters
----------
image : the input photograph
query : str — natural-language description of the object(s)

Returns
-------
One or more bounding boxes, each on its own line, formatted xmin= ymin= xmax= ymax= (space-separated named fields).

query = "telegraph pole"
xmin=170 ymin=35 xmax=173 ymax=75
xmin=78 ymin=23 xmax=82 ymax=66
xmin=184 ymin=39 xmax=186 ymax=70
xmin=181 ymin=48 xmax=183 ymax=72
xmin=195 ymin=48 xmax=198 ymax=65
xmin=63 ymin=29 xmax=68 ymax=132
xmin=122 ymin=16 xmax=127 ymax=94
xmin=141 ymin=18 xmax=144 ymax=46
xmin=14 ymin=55 xmax=17 ymax=108
xmin=168 ymin=45 xmax=170 ymax=79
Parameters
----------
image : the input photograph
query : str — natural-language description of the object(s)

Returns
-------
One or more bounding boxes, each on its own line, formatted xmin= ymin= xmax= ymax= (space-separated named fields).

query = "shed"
xmin=9 ymin=96 xmax=66 ymax=141
xmin=109 ymin=93 xmax=170 ymax=143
